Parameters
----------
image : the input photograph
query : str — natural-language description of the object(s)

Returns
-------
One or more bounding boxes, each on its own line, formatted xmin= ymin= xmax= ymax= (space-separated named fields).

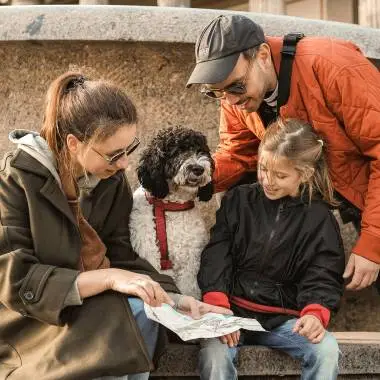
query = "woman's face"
xmin=68 ymin=124 xmax=137 ymax=179
xmin=258 ymin=150 xmax=302 ymax=200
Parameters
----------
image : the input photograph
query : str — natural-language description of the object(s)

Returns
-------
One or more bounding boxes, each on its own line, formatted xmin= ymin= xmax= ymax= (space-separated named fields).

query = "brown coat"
xmin=214 ymin=36 xmax=380 ymax=263
xmin=0 ymin=149 xmax=178 ymax=380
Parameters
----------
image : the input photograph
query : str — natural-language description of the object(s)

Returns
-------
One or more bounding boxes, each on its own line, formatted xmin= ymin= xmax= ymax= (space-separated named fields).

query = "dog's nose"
xmin=189 ymin=165 xmax=205 ymax=176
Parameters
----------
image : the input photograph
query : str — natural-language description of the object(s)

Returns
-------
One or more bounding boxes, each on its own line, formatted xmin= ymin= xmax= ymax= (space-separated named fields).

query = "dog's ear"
xmin=137 ymin=155 xmax=169 ymax=199
xmin=197 ymin=181 xmax=214 ymax=202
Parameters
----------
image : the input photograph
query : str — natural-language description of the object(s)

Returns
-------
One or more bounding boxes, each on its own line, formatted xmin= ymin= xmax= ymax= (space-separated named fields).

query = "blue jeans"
xmin=199 ymin=318 xmax=339 ymax=380
xmin=94 ymin=297 xmax=159 ymax=380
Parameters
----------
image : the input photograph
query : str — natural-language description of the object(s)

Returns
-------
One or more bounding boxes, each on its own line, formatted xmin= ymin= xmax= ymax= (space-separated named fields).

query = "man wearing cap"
xmin=187 ymin=14 xmax=380 ymax=295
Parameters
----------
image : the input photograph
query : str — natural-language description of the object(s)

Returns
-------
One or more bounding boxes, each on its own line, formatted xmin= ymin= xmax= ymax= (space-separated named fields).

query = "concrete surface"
xmin=1 ymin=6 xmax=380 ymax=61
xmin=151 ymin=342 xmax=380 ymax=378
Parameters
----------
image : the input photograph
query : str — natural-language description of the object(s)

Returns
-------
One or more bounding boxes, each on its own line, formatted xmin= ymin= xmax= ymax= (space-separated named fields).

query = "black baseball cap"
xmin=186 ymin=14 xmax=265 ymax=87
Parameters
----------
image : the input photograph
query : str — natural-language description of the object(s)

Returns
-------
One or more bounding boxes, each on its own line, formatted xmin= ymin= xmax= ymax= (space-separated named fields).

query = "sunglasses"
xmin=201 ymin=81 xmax=247 ymax=99
xmin=200 ymin=51 xmax=255 ymax=99
xmin=91 ymin=136 xmax=140 ymax=165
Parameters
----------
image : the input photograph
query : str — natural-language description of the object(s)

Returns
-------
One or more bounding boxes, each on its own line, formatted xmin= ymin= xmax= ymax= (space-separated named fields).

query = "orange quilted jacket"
xmin=213 ymin=36 xmax=380 ymax=263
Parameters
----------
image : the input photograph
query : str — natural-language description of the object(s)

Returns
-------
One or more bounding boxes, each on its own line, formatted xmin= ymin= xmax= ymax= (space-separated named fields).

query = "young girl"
xmin=198 ymin=119 xmax=345 ymax=380
xmin=0 ymin=72 xmax=207 ymax=380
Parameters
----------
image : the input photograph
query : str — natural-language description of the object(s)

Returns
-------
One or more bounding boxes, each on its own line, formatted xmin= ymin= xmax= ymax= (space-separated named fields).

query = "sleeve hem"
xmin=203 ymin=292 xmax=230 ymax=309
xmin=352 ymin=230 xmax=380 ymax=263
xmin=300 ymin=303 xmax=331 ymax=328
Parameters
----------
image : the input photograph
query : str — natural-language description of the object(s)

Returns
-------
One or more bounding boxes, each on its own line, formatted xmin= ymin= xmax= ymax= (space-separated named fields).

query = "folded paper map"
xmin=144 ymin=303 xmax=266 ymax=341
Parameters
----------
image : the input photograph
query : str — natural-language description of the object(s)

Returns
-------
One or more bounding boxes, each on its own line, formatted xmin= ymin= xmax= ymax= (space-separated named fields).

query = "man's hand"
xmin=219 ymin=330 xmax=240 ymax=347
xmin=343 ymin=253 xmax=380 ymax=290
xmin=293 ymin=315 xmax=325 ymax=344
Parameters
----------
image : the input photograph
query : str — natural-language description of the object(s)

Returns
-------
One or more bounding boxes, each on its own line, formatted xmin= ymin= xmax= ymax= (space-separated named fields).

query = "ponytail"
xmin=40 ymin=72 xmax=85 ymax=159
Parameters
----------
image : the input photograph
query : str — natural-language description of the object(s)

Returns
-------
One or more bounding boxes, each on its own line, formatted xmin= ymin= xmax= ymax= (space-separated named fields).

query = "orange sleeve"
xmin=327 ymin=63 xmax=380 ymax=263
xmin=213 ymin=101 xmax=261 ymax=192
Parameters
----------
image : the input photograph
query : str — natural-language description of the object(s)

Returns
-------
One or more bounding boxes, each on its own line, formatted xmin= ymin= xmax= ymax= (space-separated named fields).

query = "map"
xmin=144 ymin=303 xmax=266 ymax=341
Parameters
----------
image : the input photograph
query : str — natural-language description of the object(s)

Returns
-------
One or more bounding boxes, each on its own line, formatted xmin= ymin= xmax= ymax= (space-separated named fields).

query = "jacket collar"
xmin=11 ymin=149 xmax=78 ymax=225
xmin=10 ymin=149 xmax=119 ymax=226
xmin=11 ymin=149 xmax=53 ymax=178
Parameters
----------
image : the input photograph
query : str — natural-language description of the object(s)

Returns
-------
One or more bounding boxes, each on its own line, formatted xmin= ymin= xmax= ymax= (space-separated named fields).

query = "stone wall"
xmin=1 ymin=6 xmax=379 ymax=331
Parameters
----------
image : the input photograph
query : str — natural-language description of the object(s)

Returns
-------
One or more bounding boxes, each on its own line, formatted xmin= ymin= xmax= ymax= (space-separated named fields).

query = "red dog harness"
xmin=146 ymin=194 xmax=194 ymax=270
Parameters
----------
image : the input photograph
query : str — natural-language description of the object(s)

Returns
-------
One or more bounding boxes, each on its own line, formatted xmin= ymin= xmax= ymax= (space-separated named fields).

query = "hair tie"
xmin=317 ymin=139 xmax=324 ymax=147
xmin=64 ymin=75 xmax=87 ymax=93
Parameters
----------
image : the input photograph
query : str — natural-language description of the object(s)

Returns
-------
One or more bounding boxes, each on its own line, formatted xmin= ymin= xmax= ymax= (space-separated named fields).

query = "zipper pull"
xmin=274 ymin=204 xmax=284 ymax=223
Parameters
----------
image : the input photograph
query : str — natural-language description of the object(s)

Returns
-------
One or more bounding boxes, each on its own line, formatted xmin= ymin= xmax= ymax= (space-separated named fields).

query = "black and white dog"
xmin=129 ymin=126 xmax=214 ymax=299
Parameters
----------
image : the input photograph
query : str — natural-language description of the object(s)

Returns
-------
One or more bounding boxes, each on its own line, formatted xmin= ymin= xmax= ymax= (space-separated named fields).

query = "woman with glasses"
xmin=0 ymin=71 xmax=180 ymax=380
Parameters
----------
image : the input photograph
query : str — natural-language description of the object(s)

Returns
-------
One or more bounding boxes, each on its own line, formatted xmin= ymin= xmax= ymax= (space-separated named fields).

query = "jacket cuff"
xmin=352 ymin=230 xmax=380 ymax=263
xmin=19 ymin=264 xmax=80 ymax=326
xmin=300 ymin=304 xmax=331 ymax=328
xmin=63 ymin=279 xmax=83 ymax=308
xmin=203 ymin=292 xmax=230 ymax=309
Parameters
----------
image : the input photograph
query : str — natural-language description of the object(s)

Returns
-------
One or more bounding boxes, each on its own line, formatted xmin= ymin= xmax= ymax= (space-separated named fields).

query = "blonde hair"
xmin=258 ymin=118 xmax=337 ymax=206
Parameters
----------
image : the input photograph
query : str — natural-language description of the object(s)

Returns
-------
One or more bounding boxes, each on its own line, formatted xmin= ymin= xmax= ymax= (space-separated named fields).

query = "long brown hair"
xmin=258 ymin=118 xmax=337 ymax=205
xmin=40 ymin=71 xmax=137 ymax=184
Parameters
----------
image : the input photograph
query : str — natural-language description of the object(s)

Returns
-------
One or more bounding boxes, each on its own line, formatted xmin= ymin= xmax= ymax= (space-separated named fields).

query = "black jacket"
xmin=198 ymin=184 xmax=345 ymax=330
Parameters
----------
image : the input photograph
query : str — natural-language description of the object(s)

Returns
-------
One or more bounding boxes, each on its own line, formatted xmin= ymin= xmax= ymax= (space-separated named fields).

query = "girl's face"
xmin=258 ymin=150 xmax=303 ymax=200
xmin=68 ymin=124 xmax=137 ymax=179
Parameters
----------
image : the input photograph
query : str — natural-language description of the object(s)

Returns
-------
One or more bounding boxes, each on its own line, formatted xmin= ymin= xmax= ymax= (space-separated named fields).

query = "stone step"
xmin=333 ymin=331 xmax=380 ymax=344
xmin=151 ymin=335 xmax=380 ymax=378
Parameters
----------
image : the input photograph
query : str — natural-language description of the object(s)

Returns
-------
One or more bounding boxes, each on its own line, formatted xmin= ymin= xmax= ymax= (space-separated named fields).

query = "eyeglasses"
xmin=91 ymin=136 xmax=140 ymax=165
xmin=200 ymin=52 xmax=255 ymax=99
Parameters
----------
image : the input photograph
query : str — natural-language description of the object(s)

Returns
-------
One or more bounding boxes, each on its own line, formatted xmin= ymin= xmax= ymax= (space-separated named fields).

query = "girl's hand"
xmin=219 ymin=330 xmax=240 ymax=347
xmin=293 ymin=315 xmax=326 ymax=343
xmin=106 ymin=269 xmax=174 ymax=307
xmin=175 ymin=295 xmax=233 ymax=319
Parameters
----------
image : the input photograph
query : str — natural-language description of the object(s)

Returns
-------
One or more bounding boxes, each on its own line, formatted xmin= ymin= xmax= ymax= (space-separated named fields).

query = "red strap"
xmin=230 ymin=296 xmax=300 ymax=317
xmin=146 ymin=194 xmax=194 ymax=270
xmin=300 ymin=304 xmax=331 ymax=328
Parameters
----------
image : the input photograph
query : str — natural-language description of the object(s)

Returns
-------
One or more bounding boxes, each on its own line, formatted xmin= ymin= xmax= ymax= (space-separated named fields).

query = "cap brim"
xmin=186 ymin=53 xmax=240 ymax=88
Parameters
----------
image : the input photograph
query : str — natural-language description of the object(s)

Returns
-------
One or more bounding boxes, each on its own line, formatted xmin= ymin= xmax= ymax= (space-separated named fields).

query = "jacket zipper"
xmin=259 ymin=202 xmax=283 ymax=272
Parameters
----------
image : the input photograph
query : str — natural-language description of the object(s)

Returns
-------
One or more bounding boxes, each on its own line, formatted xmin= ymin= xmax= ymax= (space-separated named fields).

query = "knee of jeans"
xmin=312 ymin=333 xmax=340 ymax=363
xmin=199 ymin=338 xmax=236 ymax=365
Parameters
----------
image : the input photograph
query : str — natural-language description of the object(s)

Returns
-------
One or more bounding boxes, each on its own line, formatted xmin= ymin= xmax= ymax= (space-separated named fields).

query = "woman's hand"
xmin=106 ymin=269 xmax=174 ymax=307
xmin=293 ymin=315 xmax=326 ymax=343
xmin=175 ymin=295 xmax=233 ymax=319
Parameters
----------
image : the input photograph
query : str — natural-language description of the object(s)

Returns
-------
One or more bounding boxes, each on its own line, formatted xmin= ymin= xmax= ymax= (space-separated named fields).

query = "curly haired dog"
xmin=129 ymin=126 xmax=214 ymax=299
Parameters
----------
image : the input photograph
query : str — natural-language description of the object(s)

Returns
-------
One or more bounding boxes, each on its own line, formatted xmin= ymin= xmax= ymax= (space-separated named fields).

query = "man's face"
xmin=205 ymin=45 xmax=275 ymax=113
